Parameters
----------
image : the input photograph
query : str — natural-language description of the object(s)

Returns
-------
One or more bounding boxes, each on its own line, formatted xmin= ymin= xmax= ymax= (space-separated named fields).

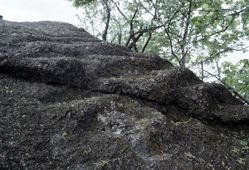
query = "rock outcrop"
xmin=0 ymin=21 xmax=248 ymax=170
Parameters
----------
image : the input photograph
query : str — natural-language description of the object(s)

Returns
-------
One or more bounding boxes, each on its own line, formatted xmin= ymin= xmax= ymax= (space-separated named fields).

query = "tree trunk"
xmin=102 ymin=0 xmax=111 ymax=41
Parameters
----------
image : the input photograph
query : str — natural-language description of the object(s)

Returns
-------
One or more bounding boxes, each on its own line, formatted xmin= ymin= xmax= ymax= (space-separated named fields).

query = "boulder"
xmin=0 ymin=21 xmax=248 ymax=170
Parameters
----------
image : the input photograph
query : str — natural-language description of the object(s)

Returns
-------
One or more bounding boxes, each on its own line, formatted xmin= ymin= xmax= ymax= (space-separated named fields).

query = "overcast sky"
xmin=0 ymin=0 xmax=81 ymax=26
xmin=0 ymin=0 xmax=248 ymax=62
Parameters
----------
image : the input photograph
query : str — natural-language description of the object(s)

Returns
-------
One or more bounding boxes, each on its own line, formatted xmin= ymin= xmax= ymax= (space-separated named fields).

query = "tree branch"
xmin=142 ymin=32 xmax=152 ymax=52
xmin=204 ymin=70 xmax=249 ymax=105
xmin=102 ymin=0 xmax=111 ymax=41
xmin=180 ymin=0 xmax=193 ymax=67
xmin=110 ymin=0 xmax=129 ymax=21
xmin=164 ymin=27 xmax=180 ymax=63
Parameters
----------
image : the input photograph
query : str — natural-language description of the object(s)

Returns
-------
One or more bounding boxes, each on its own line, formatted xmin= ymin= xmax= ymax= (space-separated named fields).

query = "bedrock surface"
xmin=0 ymin=21 xmax=248 ymax=170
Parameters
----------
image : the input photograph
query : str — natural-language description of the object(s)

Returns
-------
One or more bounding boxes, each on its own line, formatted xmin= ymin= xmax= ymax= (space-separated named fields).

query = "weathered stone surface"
xmin=0 ymin=21 xmax=249 ymax=170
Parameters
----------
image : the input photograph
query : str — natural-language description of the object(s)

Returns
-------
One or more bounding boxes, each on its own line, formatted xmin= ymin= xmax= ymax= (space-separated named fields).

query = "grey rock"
xmin=0 ymin=21 xmax=248 ymax=170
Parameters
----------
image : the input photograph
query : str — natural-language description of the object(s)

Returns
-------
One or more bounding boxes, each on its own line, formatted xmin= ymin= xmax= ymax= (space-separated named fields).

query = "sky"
xmin=0 ymin=0 xmax=81 ymax=26
xmin=0 ymin=0 xmax=248 ymax=63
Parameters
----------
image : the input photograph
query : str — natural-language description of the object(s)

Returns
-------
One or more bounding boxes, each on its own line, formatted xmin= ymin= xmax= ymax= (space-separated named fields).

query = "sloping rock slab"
xmin=0 ymin=21 xmax=249 ymax=170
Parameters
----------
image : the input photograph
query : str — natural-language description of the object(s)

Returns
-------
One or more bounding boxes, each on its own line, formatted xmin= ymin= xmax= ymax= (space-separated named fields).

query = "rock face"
xmin=0 ymin=21 xmax=249 ymax=170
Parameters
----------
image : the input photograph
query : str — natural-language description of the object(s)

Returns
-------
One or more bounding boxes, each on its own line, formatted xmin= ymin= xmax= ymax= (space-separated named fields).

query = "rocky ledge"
xmin=0 ymin=21 xmax=248 ymax=170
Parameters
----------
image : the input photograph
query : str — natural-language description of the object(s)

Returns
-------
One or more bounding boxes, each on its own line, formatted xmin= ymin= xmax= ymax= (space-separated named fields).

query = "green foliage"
xmin=70 ymin=0 xmax=249 ymax=100
xmin=69 ymin=0 xmax=95 ymax=6
xmin=70 ymin=0 xmax=249 ymax=62
xmin=222 ymin=59 xmax=249 ymax=100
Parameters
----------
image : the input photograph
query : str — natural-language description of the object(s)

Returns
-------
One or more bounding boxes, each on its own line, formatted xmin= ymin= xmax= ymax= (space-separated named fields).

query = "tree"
xmin=70 ymin=0 xmax=249 ymax=65
xmin=222 ymin=59 xmax=249 ymax=103
xmin=70 ymin=0 xmax=168 ymax=52
xmin=139 ymin=0 xmax=249 ymax=68
xmin=69 ymin=0 xmax=249 ymax=104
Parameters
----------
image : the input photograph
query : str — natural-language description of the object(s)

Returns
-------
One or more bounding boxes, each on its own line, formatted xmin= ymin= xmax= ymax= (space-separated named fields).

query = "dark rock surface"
xmin=0 ymin=21 xmax=249 ymax=170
